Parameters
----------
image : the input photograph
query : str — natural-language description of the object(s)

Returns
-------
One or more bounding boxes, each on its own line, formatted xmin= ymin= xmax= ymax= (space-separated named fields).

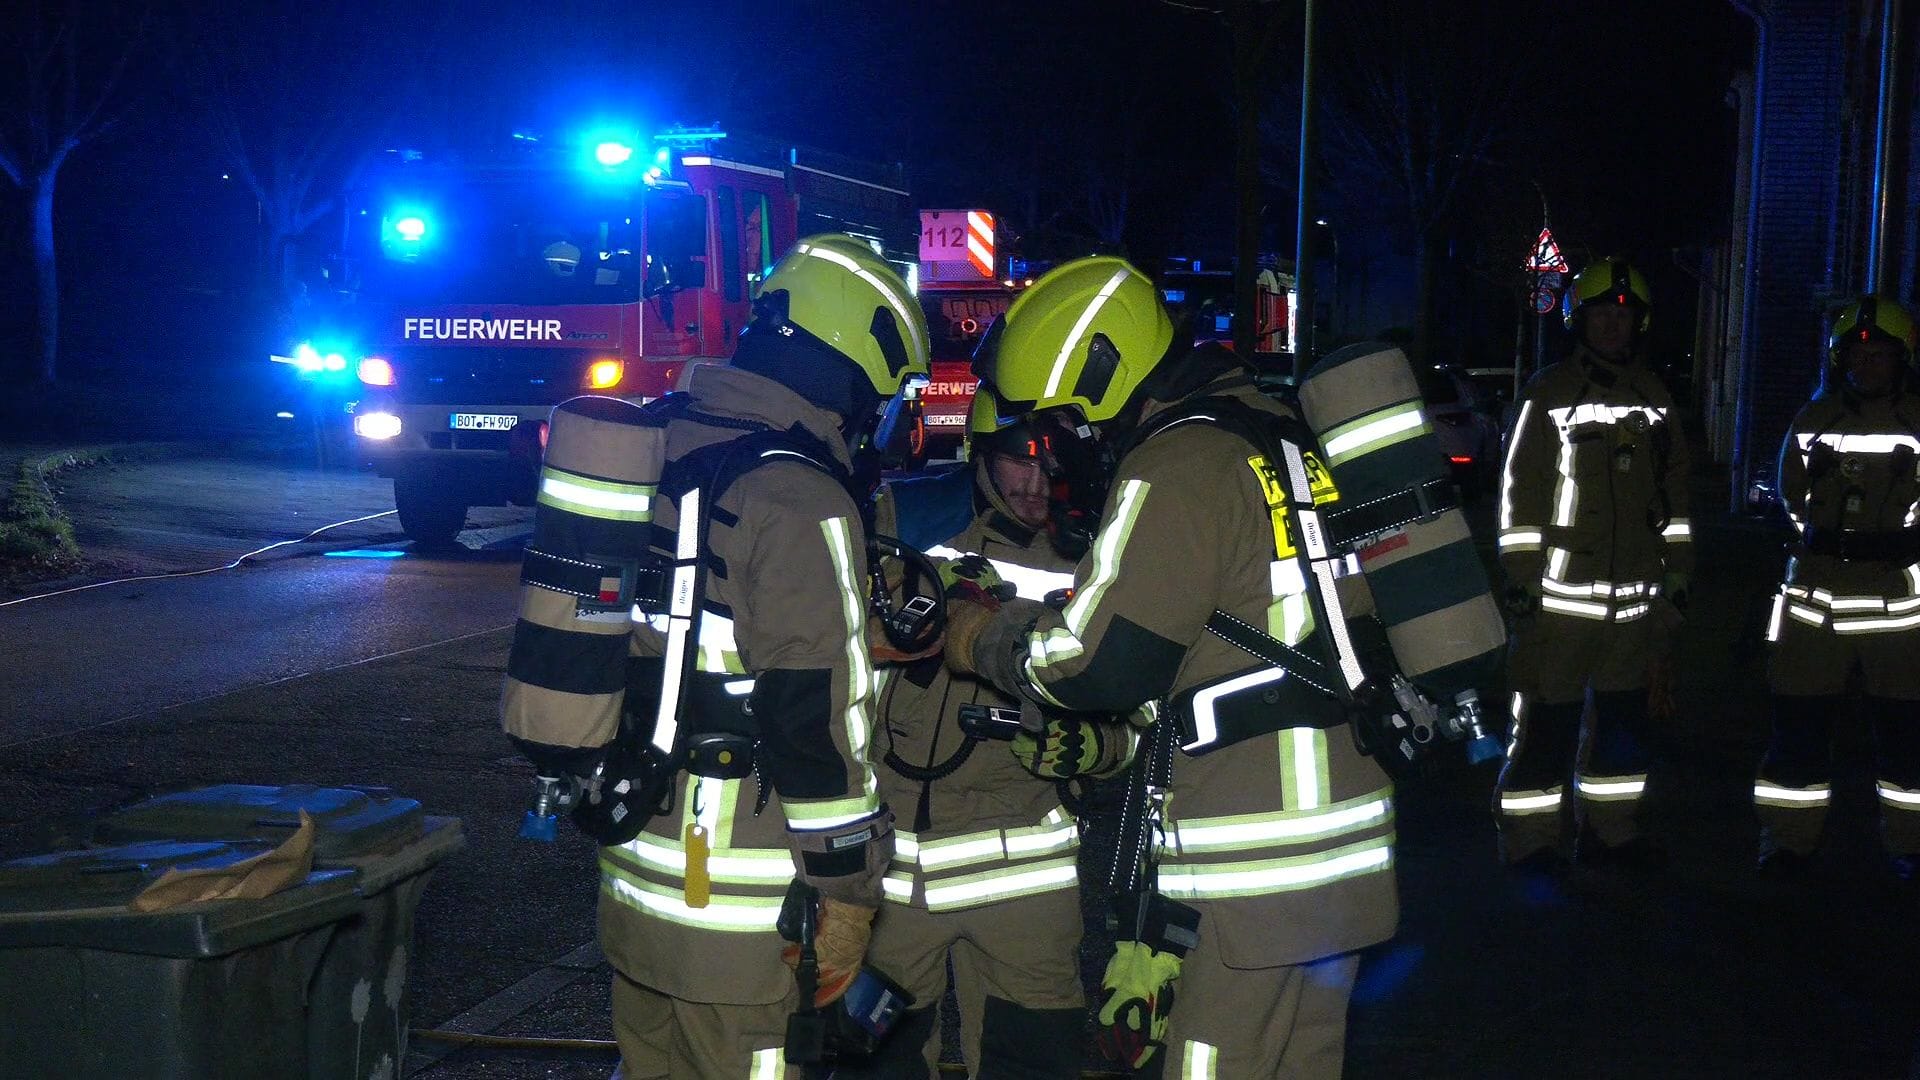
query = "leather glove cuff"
xmin=971 ymin=598 xmax=1050 ymax=696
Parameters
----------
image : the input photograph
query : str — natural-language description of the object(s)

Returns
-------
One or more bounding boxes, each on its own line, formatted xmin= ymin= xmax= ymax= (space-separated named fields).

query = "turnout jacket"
xmin=1498 ymin=345 xmax=1693 ymax=621
xmin=606 ymin=364 xmax=890 ymax=1005
xmin=978 ymin=377 xmax=1399 ymax=968
xmin=1770 ymin=387 xmax=1920 ymax=636
xmin=870 ymin=463 xmax=1084 ymax=913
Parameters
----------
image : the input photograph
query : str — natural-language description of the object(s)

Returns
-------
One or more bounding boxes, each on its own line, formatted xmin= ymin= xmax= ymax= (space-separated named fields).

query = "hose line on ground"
xmin=0 ymin=509 xmax=398 ymax=609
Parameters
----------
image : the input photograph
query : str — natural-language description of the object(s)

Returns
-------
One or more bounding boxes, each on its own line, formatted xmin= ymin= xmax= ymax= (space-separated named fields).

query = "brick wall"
xmin=1734 ymin=0 xmax=1849 ymax=491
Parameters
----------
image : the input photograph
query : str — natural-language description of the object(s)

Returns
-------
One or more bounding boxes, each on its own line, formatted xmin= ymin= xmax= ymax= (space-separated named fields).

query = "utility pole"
xmin=1291 ymin=0 xmax=1319 ymax=378
xmin=1866 ymin=0 xmax=1904 ymax=292
xmin=1226 ymin=0 xmax=1287 ymax=362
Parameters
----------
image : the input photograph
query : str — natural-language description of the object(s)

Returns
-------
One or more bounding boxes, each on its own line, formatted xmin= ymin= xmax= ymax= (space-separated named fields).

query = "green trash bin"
xmin=0 ymin=839 xmax=364 ymax=1079
xmin=83 ymin=784 xmax=466 ymax=1080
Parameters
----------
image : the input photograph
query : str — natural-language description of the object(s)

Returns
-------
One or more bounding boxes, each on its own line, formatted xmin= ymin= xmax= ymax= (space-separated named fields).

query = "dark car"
xmin=1416 ymin=365 xmax=1503 ymax=490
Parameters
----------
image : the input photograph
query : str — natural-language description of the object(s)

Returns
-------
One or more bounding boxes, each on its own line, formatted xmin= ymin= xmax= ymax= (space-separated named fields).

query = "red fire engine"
xmin=914 ymin=209 xmax=1025 ymax=457
xmin=306 ymin=127 xmax=914 ymax=544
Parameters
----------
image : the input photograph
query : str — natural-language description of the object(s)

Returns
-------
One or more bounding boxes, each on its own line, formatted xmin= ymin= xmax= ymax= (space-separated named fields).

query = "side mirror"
xmin=872 ymin=392 xmax=929 ymax=472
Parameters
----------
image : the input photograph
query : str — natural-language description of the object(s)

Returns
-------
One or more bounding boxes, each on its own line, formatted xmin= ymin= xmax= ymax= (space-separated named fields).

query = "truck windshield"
xmin=349 ymin=181 xmax=643 ymax=306
xmin=922 ymin=291 xmax=1012 ymax=362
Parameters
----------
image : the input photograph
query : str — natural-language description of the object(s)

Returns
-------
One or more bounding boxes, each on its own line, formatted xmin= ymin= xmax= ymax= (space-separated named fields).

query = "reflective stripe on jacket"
xmin=869 ymin=460 xmax=1086 ymax=911
xmin=1767 ymin=392 xmax=1920 ymax=639
xmin=606 ymin=364 xmax=888 ymax=1006
xmin=1498 ymin=347 xmax=1692 ymax=620
xmin=1006 ymin=379 xmax=1398 ymax=968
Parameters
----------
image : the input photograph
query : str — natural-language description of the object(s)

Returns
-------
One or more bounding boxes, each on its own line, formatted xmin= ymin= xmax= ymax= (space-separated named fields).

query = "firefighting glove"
xmin=780 ymin=898 xmax=878 ymax=1007
xmin=1662 ymin=570 xmax=1691 ymax=614
xmin=935 ymin=553 xmax=1015 ymax=601
xmin=942 ymin=580 xmax=1003 ymax=676
xmin=1012 ymin=714 xmax=1110 ymax=779
xmin=1095 ymin=940 xmax=1184 ymax=1069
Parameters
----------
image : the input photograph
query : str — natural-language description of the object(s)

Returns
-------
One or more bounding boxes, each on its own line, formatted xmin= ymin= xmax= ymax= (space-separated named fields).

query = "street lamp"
xmin=1314 ymin=218 xmax=1341 ymax=344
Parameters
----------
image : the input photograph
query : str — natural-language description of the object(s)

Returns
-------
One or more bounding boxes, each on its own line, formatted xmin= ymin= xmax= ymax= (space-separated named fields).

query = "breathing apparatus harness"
xmin=520 ymin=392 xmax=865 ymax=846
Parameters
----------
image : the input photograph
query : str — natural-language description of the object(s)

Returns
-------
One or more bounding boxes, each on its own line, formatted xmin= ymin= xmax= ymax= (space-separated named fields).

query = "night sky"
xmin=1 ymin=0 xmax=1753 ymax=380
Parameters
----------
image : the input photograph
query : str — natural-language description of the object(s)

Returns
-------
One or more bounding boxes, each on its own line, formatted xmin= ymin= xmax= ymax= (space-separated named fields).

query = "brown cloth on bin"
xmin=128 ymin=812 xmax=317 ymax=912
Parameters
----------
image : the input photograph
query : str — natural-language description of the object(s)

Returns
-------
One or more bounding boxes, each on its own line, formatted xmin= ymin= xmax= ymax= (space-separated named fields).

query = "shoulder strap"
xmin=647 ymin=406 xmax=849 ymax=759
xmin=1134 ymin=395 xmax=1371 ymax=701
xmin=1126 ymin=394 xmax=1316 ymax=461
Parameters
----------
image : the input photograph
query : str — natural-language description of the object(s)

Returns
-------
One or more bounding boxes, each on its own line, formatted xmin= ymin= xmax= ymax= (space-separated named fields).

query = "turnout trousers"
xmin=612 ymin=971 xmax=797 ymax=1080
xmin=1142 ymin=934 xmax=1363 ymax=1080
xmin=842 ymin=884 xmax=1086 ymax=1079
xmin=1495 ymin=609 xmax=1659 ymax=859
xmin=1759 ymin=612 xmax=1920 ymax=856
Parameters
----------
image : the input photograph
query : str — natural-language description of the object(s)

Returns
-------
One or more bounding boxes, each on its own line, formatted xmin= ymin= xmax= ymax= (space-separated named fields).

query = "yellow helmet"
xmin=753 ymin=234 xmax=931 ymax=396
xmin=1828 ymin=295 xmax=1918 ymax=367
xmin=988 ymin=256 xmax=1174 ymax=425
xmin=965 ymin=383 xmax=1010 ymax=447
xmin=1562 ymin=258 xmax=1651 ymax=332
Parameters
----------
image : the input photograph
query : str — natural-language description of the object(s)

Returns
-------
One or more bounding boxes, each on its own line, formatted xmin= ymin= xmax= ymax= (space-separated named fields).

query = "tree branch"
xmin=68 ymin=6 xmax=149 ymax=148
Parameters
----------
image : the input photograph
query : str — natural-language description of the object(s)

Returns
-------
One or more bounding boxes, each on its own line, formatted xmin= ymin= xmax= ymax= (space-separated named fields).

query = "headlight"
xmin=358 ymin=357 xmax=395 ymax=386
xmin=353 ymin=412 xmax=403 ymax=440
xmin=587 ymin=359 xmax=624 ymax=389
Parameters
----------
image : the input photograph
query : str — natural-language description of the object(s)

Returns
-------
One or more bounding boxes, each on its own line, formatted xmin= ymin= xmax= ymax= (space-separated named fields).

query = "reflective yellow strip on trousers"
xmin=1753 ymin=781 xmax=1831 ymax=809
xmin=913 ymin=809 xmax=1079 ymax=873
xmin=920 ymin=856 xmax=1079 ymax=911
xmin=1879 ymin=782 xmax=1920 ymax=808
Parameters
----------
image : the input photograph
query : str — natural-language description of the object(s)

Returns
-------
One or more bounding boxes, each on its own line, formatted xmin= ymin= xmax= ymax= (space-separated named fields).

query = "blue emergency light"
xmin=594 ymin=141 xmax=635 ymax=167
xmin=381 ymin=206 xmax=433 ymax=259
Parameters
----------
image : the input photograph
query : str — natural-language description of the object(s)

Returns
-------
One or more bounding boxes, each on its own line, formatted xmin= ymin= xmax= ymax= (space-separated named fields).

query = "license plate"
xmin=449 ymin=413 xmax=521 ymax=431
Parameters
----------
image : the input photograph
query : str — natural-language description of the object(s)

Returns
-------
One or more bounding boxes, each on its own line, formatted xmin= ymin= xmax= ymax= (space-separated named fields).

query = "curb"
xmin=0 ymin=442 xmax=215 ymax=588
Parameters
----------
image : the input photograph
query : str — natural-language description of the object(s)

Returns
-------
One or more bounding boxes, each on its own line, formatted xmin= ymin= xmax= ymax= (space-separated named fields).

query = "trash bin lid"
xmin=0 ymin=841 xmax=361 ymax=957
xmin=90 ymin=784 xmax=424 ymax=863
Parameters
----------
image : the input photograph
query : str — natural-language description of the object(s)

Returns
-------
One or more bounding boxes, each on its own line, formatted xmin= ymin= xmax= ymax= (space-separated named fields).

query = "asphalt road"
xmin=1 ymin=450 xmax=1916 ymax=1078
xmin=0 ymin=549 xmax=521 ymax=749
xmin=0 ymin=452 xmax=530 ymax=750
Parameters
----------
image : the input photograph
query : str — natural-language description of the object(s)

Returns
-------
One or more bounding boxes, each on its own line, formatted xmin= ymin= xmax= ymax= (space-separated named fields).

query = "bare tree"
xmin=183 ymin=0 xmax=426 ymax=321
xmin=1307 ymin=0 xmax=1555 ymax=359
xmin=0 ymin=3 xmax=145 ymax=384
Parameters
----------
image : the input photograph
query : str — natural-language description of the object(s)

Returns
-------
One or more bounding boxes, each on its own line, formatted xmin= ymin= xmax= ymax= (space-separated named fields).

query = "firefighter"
xmin=944 ymin=257 xmax=1399 ymax=1078
xmin=1493 ymin=258 xmax=1693 ymax=869
xmin=505 ymin=235 xmax=928 ymax=1077
xmin=1756 ymin=296 xmax=1920 ymax=878
xmin=847 ymin=387 xmax=1133 ymax=1078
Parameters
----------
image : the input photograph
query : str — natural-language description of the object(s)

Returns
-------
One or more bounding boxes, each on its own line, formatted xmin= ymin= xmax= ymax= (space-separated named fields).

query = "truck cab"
xmin=302 ymin=129 xmax=912 ymax=545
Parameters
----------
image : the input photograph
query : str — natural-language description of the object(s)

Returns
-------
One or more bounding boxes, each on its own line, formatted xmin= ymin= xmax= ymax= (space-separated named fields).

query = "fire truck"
xmin=305 ymin=126 xmax=915 ymax=545
xmin=913 ymin=210 xmax=1025 ymax=458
